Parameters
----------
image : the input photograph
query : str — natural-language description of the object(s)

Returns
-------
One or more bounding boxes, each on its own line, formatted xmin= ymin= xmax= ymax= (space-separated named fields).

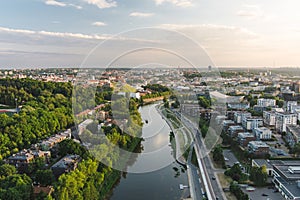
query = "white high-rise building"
xmin=275 ymin=112 xmax=297 ymax=132
xmin=257 ymin=98 xmax=276 ymax=107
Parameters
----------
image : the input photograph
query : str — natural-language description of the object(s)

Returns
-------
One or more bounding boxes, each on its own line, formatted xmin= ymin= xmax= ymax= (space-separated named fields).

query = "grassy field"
xmin=217 ymin=173 xmax=237 ymax=200
xmin=113 ymin=83 xmax=136 ymax=93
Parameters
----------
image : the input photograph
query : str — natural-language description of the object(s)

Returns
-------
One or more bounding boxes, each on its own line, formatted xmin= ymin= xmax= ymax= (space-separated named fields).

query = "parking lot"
xmin=223 ymin=149 xmax=239 ymax=167
xmin=242 ymin=186 xmax=284 ymax=200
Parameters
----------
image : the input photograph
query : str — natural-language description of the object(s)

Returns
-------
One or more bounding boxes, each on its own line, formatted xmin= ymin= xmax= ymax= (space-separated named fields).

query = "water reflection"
xmin=109 ymin=104 xmax=189 ymax=200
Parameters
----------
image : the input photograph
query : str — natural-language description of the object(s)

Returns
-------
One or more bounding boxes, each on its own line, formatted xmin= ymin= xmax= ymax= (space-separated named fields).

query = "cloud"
xmin=92 ymin=21 xmax=107 ymax=26
xmin=83 ymin=0 xmax=117 ymax=9
xmin=154 ymin=0 xmax=193 ymax=8
xmin=69 ymin=4 xmax=83 ymax=9
xmin=129 ymin=12 xmax=154 ymax=17
xmin=45 ymin=0 xmax=82 ymax=9
xmin=45 ymin=0 xmax=66 ymax=7
xmin=0 ymin=26 xmax=160 ymax=44
xmin=236 ymin=5 xmax=265 ymax=20
xmin=158 ymin=23 xmax=262 ymax=65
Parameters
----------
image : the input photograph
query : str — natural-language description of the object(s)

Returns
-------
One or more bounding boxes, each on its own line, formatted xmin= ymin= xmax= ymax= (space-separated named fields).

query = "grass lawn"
xmin=217 ymin=173 xmax=237 ymax=200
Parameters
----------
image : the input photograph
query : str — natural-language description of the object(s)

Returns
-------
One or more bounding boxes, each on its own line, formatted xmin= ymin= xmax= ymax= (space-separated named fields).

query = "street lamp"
xmin=15 ymin=98 xmax=18 ymax=113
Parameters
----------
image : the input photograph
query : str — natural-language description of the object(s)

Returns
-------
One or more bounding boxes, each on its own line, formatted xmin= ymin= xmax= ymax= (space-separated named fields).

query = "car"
xmin=262 ymin=193 xmax=268 ymax=196
xmin=224 ymin=157 xmax=229 ymax=161
xmin=212 ymin=176 xmax=216 ymax=180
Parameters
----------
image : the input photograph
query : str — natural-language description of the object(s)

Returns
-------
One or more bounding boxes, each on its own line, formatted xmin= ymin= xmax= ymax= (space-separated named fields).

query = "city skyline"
xmin=1 ymin=0 xmax=300 ymax=68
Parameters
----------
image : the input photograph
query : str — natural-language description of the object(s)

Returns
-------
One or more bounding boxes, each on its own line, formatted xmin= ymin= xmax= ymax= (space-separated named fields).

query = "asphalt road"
xmin=177 ymin=111 xmax=225 ymax=200
xmin=187 ymin=145 xmax=204 ymax=200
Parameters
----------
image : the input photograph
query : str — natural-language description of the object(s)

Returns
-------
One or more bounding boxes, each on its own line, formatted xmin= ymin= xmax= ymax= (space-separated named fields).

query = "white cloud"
xmin=45 ymin=0 xmax=82 ymax=9
xmin=83 ymin=0 xmax=117 ymax=9
xmin=236 ymin=5 xmax=266 ymax=20
xmin=69 ymin=4 xmax=83 ymax=9
xmin=154 ymin=0 xmax=193 ymax=8
xmin=0 ymin=27 xmax=35 ymax=35
xmin=92 ymin=21 xmax=107 ymax=26
xmin=129 ymin=12 xmax=154 ymax=17
xmin=0 ymin=26 xmax=159 ymax=43
xmin=45 ymin=0 xmax=66 ymax=7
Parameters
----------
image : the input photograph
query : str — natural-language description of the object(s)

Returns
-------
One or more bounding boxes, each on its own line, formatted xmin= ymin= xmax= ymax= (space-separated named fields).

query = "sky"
xmin=0 ymin=0 xmax=300 ymax=68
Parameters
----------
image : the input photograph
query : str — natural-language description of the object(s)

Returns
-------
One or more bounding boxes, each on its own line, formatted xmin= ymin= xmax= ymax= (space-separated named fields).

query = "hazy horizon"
xmin=1 ymin=0 xmax=300 ymax=68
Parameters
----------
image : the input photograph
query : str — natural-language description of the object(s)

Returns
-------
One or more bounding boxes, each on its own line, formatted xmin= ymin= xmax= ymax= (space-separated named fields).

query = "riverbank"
xmin=109 ymin=103 xmax=189 ymax=200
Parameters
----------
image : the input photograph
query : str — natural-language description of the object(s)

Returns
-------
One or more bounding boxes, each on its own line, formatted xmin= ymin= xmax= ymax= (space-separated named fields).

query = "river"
xmin=109 ymin=104 xmax=189 ymax=200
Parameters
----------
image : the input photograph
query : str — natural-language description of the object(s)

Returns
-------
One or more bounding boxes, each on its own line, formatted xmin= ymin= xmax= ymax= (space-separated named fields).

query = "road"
xmin=187 ymin=145 xmax=205 ymax=200
xmin=174 ymin=110 xmax=225 ymax=200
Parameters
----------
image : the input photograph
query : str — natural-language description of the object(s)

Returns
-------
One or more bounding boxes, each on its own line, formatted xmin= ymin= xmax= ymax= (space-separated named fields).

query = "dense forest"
xmin=0 ymin=78 xmax=144 ymax=200
xmin=0 ymin=78 xmax=74 ymax=159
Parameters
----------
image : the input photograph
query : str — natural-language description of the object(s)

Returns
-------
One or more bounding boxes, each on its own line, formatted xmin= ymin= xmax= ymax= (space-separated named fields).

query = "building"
xmin=287 ymin=101 xmax=298 ymax=113
xmin=228 ymin=125 xmax=244 ymax=137
xmin=7 ymin=150 xmax=34 ymax=168
xmin=33 ymin=186 xmax=54 ymax=199
xmin=227 ymin=103 xmax=250 ymax=110
xmin=222 ymin=120 xmax=235 ymax=131
xmin=237 ymin=132 xmax=256 ymax=147
xmin=257 ymin=98 xmax=276 ymax=107
xmin=286 ymin=125 xmax=300 ymax=148
xmin=180 ymin=104 xmax=200 ymax=117
xmin=40 ymin=129 xmax=71 ymax=150
xmin=263 ymin=110 xmax=276 ymax=127
xmin=275 ymin=112 xmax=297 ymax=133
xmin=254 ymin=127 xmax=272 ymax=140
xmin=242 ymin=117 xmax=263 ymax=131
xmin=292 ymin=81 xmax=300 ymax=93
xmin=7 ymin=149 xmax=50 ymax=172
xmin=251 ymin=159 xmax=273 ymax=176
xmin=248 ymin=141 xmax=270 ymax=156
xmin=234 ymin=111 xmax=251 ymax=124
xmin=273 ymin=162 xmax=300 ymax=200
xmin=51 ymin=154 xmax=81 ymax=178
xmin=78 ymin=119 xmax=94 ymax=135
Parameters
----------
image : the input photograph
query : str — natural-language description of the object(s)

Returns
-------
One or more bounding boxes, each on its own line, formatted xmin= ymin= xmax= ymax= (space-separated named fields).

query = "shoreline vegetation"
xmin=0 ymin=78 xmax=146 ymax=200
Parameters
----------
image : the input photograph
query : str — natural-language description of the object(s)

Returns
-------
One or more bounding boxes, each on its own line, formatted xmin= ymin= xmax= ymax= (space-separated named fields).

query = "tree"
xmin=35 ymin=170 xmax=55 ymax=186
xmin=198 ymin=96 xmax=211 ymax=108
xmin=249 ymin=165 xmax=268 ymax=186
xmin=230 ymin=182 xmax=249 ymax=200
xmin=292 ymin=142 xmax=300 ymax=157
xmin=0 ymin=174 xmax=32 ymax=200
xmin=212 ymin=145 xmax=225 ymax=167
xmin=0 ymin=164 xmax=16 ymax=179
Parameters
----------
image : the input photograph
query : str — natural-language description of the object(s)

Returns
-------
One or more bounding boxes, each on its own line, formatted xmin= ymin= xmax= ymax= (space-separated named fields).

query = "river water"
xmin=109 ymin=104 xmax=189 ymax=200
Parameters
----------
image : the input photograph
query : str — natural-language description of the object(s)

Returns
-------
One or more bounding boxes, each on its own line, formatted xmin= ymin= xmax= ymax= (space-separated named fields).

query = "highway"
xmin=187 ymin=145 xmax=205 ymax=200
xmin=174 ymin=110 xmax=225 ymax=200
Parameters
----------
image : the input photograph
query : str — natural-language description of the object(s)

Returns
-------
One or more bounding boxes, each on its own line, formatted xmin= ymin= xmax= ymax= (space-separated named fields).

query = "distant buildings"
xmin=242 ymin=117 xmax=263 ymax=131
xmin=248 ymin=141 xmax=270 ymax=156
xmin=51 ymin=154 xmax=81 ymax=178
xmin=286 ymin=125 xmax=300 ymax=147
xmin=234 ymin=111 xmax=251 ymax=124
xmin=257 ymin=98 xmax=276 ymax=107
xmin=7 ymin=129 xmax=71 ymax=171
xmin=228 ymin=125 xmax=244 ymax=137
xmin=275 ymin=112 xmax=297 ymax=133
xmin=254 ymin=127 xmax=272 ymax=140
xmin=237 ymin=132 xmax=255 ymax=147
xmin=263 ymin=110 xmax=276 ymax=126
xmin=7 ymin=149 xmax=51 ymax=172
